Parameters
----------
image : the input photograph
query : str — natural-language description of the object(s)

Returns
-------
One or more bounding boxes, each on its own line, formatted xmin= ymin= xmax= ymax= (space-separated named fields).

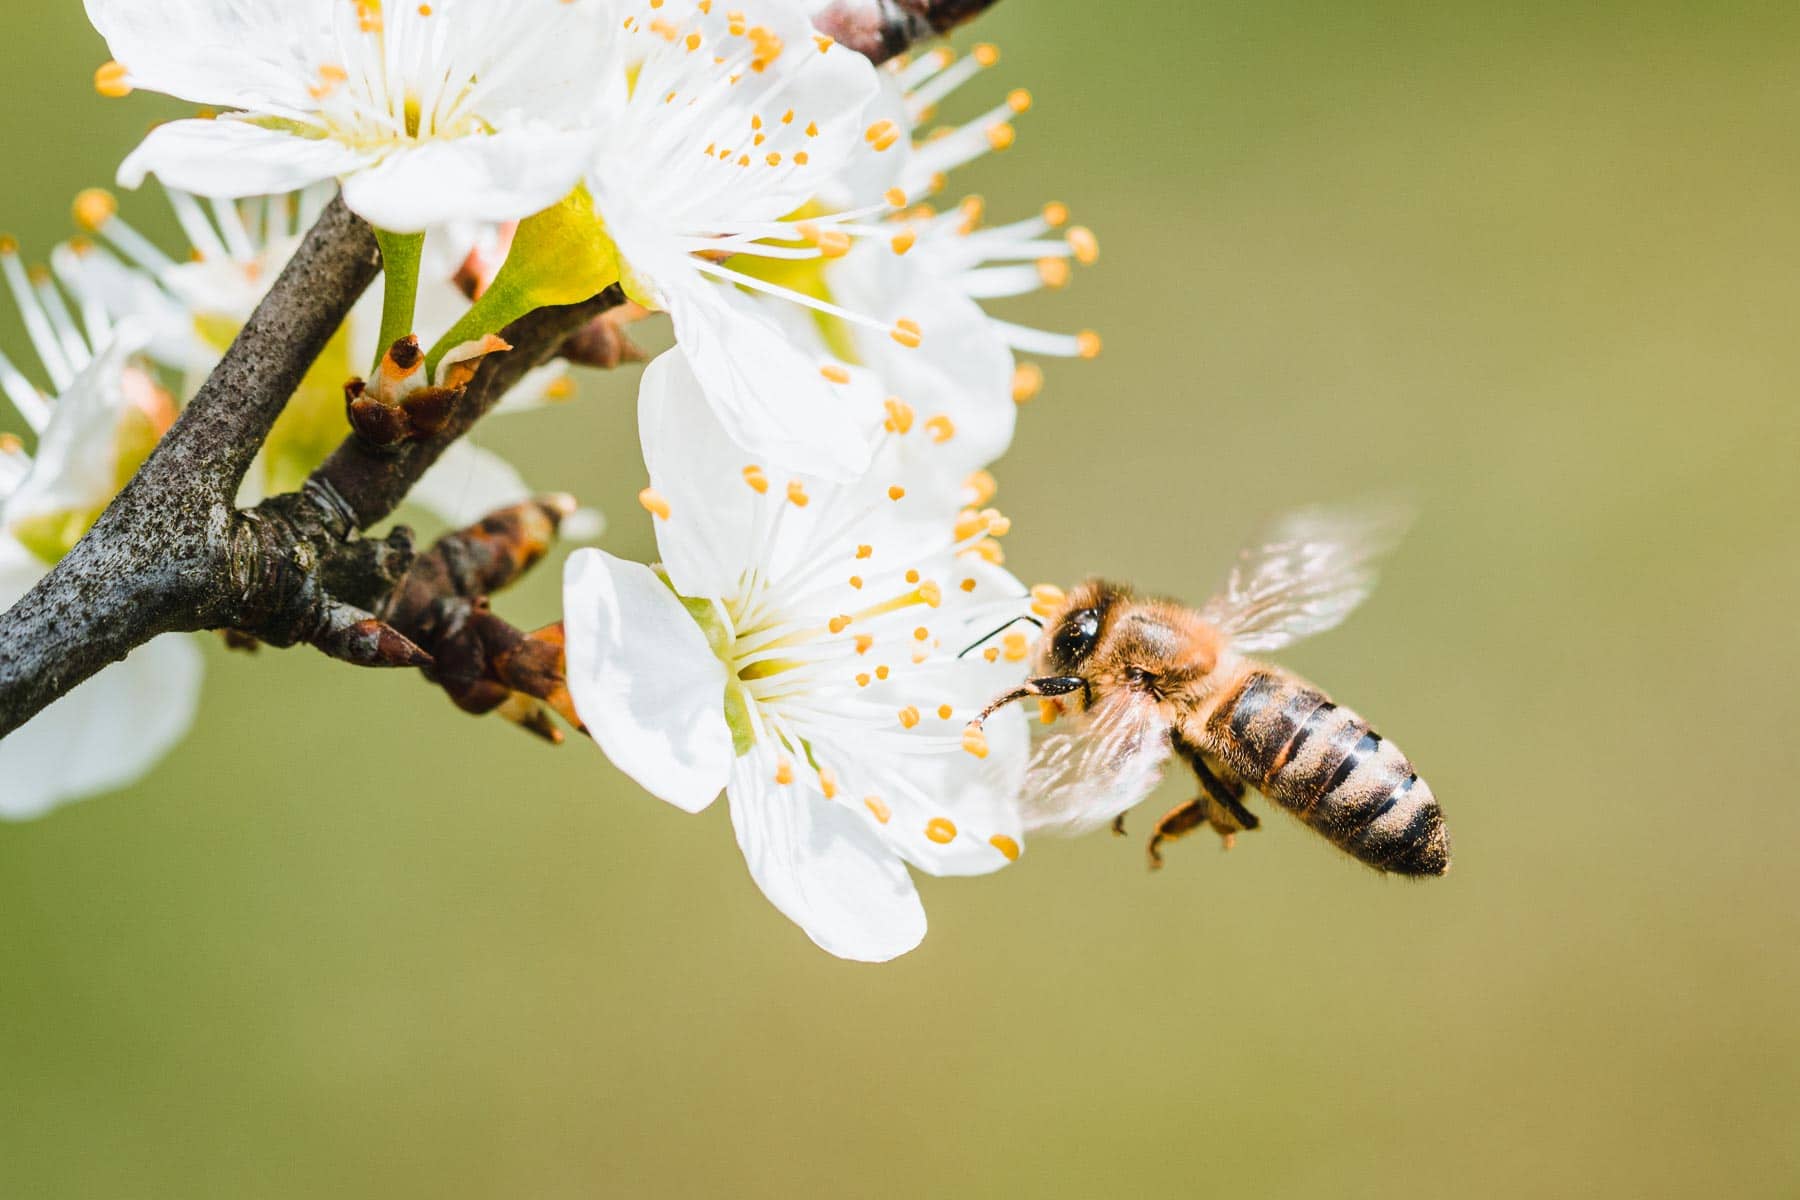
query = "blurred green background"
xmin=4 ymin=2 xmax=1799 ymax=1196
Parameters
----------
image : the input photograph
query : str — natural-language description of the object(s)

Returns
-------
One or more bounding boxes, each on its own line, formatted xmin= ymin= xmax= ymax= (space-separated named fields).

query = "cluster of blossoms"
xmin=0 ymin=0 xmax=1099 ymax=961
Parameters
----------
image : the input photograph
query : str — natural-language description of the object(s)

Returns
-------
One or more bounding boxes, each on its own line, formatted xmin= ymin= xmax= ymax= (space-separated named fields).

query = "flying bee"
xmin=969 ymin=505 xmax=1449 ymax=875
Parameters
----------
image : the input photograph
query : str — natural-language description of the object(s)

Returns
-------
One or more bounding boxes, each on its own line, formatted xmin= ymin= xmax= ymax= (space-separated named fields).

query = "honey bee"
xmin=969 ymin=506 xmax=1449 ymax=875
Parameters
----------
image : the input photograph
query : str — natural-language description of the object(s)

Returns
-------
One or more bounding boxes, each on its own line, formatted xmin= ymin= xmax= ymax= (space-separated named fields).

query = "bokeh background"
xmin=4 ymin=2 xmax=1799 ymax=1196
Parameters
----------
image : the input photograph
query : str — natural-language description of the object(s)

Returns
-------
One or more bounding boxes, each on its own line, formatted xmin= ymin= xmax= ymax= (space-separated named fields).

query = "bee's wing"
xmin=1020 ymin=688 xmax=1174 ymax=837
xmin=1200 ymin=501 xmax=1412 ymax=655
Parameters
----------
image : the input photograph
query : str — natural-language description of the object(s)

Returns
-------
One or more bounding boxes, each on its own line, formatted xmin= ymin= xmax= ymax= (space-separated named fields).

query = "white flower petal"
xmin=728 ymin=746 xmax=927 ymax=962
xmin=84 ymin=0 xmax=328 ymax=110
xmin=2 ymin=322 xmax=151 ymax=536
xmin=665 ymin=280 xmax=883 ymax=481
xmin=117 ymin=119 xmax=371 ymax=200
xmin=0 ymin=619 xmax=203 ymax=820
xmin=839 ymin=247 xmax=1017 ymax=481
xmin=563 ymin=548 xmax=733 ymax=813
xmin=338 ymin=128 xmax=596 ymax=232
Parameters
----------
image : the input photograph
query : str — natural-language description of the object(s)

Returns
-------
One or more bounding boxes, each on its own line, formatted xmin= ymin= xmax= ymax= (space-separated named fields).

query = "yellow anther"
xmin=865 ymin=796 xmax=891 ymax=824
xmin=820 ymin=363 xmax=851 ymax=384
xmin=751 ymin=114 xmax=763 ymax=130
xmin=828 ymin=614 xmax=852 ymax=634
xmin=889 ymin=227 xmax=916 ymax=255
xmin=814 ymin=33 xmax=834 ymax=52
xmin=1038 ymin=699 xmax=1061 ymax=725
xmin=1001 ymin=631 xmax=1030 ymax=661
xmin=741 ymin=464 xmax=769 ymax=494
xmin=638 ymin=488 xmax=671 ymax=520
xmin=686 ymin=31 xmax=702 ymax=51
xmin=793 ymin=150 xmax=810 ymax=165
xmin=964 ymin=470 xmax=998 ymax=507
xmin=819 ymin=767 xmax=840 ymax=799
xmin=1037 ymin=257 xmax=1071 ymax=288
xmin=925 ymin=817 xmax=958 ymax=844
xmin=986 ymin=123 xmax=1016 ymax=151
xmin=542 ymin=376 xmax=577 ymax=402
xmin=960 ymin=577 xmax=977 ymax=593
xmin=882 ymin=397 xmax=914 ymax=434
xmin=973 ymin=42 xmax=1000 ymax=66
xmin=856 ymin=544 xmax=873 ymax=559
xmin=72 ymin=188 xmax=117 ymax=231
xmin=355 ymin=0 xmax=381 ymax=31
xmin=309 ymin=63 xmax=349 ymax=99
xmin=781 ymin=109 xmax=794 ymax=124
xmin=864 ymin=119 xmax=896 ymax=144
xmin=954 ymin=510 xmax=989 ymax=542
xmin=1031 ymin=583 xmax=1066 ymax=616
xmin=649 ymin=18 xmax=679 ymax=40
xmin=890 ymin=318 xmax=923 ymax=348
xmin=983 ymin=646 xmax=1000 ymax=663
xmin=924 ymin=415 xmax=955 ymax=443
xmin=958 ymin=194 xmax=985 ymax=229
xmin=1042 ymin=201 xmax=1070 ymax=227
xmin=884 ymin=187 xmax=907 ymax=209
xmin=960 ymin=727 xmax=990 ymax=759
xmin=0 ymin=433 xmax=21 ymax=454
xmin=855 ymin=634 xmax=874 ymax=654
xmin=875 ymin=664 xmax=890 ymax=680
xmin=980 ymin=508 xmax=1011 ymax=537
xmin=905 ymin=569 xmax=921 ymax=584
xmin=848 ymin=575 xmax=864 ymax=590
xmin=0 ymin=236 xmax=16 ymax=255
xmin=1007 ymin=88 xmax=1032 ymax=114
xmin=912 ymin=627 xmax=929 ymax=642
xmin=856 ymin=672 xmax=872 ymax=687
xmin=898 ymin=705 xmax=921 ymax=729
xmin=1012 ymin=362 xmax=1044 ymax=404
xmin=786 ymin=479 xmax=810 ymax=507
xmin=766 ymin=152 xmax=782 ymax=166
xmin=1067 ymin=225 xmax=1100 ymax=265
xmin=937 ymin=704 xmax=954 ymax=720
xmin=775 ymin=756 xmax=795 ymax=785
xmin=918 ymin=581 xmax=942 ymax=608
xmin=989 ymin=834 xmax=1021 ymax=861
xmin=1076 ymin=330 xmax=1103 ymax=359
xmin=94 ymin=60 xmax=131 ymax=97
xmin=817 ymin=229 xmax=851 ymax=257
xmin=806 ymin=120 xmax=819 ymax=137
xmin=969 ymin=539 xmax=1005 ymax=564
xmin=737 ymin=154 xmax=751 ymax=166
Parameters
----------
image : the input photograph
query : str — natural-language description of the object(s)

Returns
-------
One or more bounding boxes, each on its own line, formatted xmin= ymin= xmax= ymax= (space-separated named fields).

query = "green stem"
xmin=371 ymin=229 xmax=426 ymax=373
xmin=423 ymin=185 xmax=622 ymax=375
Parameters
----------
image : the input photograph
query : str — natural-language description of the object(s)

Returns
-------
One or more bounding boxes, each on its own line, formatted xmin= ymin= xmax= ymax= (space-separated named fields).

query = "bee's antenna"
xmin=957 ymin=614 xmax=1044 ymax=660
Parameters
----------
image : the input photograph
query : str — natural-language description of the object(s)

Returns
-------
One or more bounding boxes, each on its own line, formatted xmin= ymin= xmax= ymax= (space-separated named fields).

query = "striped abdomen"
xmin=1198 ymin=667 xmax=1450 ymax=876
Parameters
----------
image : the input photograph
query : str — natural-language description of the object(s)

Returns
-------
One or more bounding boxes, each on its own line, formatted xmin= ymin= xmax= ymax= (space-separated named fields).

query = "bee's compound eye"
xmin=1050 ymin=608 xmax=1100 ymax=670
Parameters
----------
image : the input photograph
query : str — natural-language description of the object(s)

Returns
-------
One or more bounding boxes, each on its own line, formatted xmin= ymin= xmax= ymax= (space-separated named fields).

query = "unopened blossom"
xmin=65 ymin=184 xmax=585 ymax=528
xmin=0 ymin=241 xmax=200 ymax=818
xmin=86 ymin=0 xmax=611 ymax=231
xmin=586 ymin=0 xmax=942 ymax=478
xmin=562 ymin=351 xmax=1033 ymax=961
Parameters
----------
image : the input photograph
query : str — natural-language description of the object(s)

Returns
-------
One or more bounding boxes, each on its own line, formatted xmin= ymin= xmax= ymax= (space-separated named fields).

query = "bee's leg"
xmin=1187 ymin=754 xmax=1260 ymax=848
xmin=1146 ymin=798 xmax=1209 ymax=870
xmin=1111 ymin=813 xmax=1128 ymax=837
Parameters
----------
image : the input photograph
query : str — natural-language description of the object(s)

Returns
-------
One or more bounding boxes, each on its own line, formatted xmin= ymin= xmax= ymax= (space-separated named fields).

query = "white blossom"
xmin=0 ymin=241 xmax=200 ymax=818
xmin=86 ymin=0 xmax=612 ymax=231
xmin=562 ymin=351 xmax=1034 ymax=960
xmin=586 ymin=0 xmax=943 ymax=479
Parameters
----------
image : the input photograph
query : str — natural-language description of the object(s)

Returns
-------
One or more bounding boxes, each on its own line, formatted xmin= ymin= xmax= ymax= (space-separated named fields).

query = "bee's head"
xmin=1038 ymin=579 xmax=1128 ymax=678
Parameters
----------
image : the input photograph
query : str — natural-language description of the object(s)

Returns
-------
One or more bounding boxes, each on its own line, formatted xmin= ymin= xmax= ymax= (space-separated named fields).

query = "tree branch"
xmin=0 ymin=197 xmax=380 ymax=736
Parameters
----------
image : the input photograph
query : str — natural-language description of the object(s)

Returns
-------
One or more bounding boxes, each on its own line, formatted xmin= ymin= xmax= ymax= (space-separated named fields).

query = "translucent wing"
xmin=1201 ymin=502 xmax=1412 ymax=655
xmin=1019 ymin=689 xmax=1174 ymax=838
